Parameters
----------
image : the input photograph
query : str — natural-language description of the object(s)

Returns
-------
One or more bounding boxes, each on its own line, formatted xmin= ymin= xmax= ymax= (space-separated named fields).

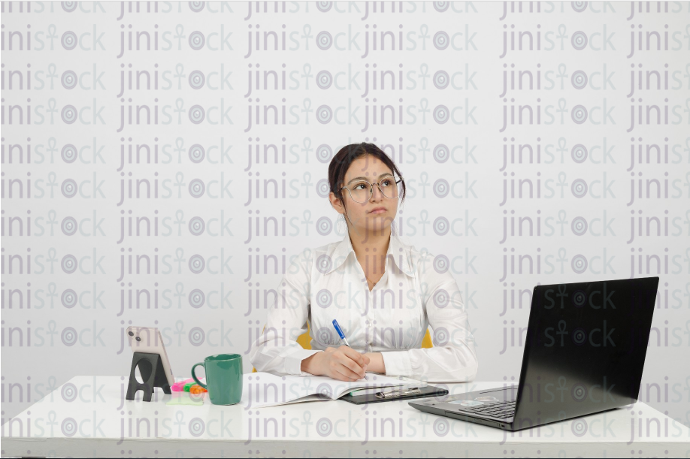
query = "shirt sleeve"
xmin=248 ymin=247 xmax=322 ymax=376
xmin=381 ymin=252 xmax=479 ymax=383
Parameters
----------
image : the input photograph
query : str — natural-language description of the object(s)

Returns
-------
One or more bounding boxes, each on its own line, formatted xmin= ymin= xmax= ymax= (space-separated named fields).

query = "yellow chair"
xmin=252 ymin=323 xmax=433 ymax=372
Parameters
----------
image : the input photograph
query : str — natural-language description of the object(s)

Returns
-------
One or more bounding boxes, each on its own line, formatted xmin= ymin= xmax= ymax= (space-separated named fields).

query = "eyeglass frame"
xmin=339 ymin=175 xmax=404 ymax=204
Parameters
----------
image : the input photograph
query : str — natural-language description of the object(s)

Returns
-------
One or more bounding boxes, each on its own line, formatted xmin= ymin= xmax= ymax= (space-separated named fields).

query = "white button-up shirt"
xmin=249 ymin=228 xmax=479 ymax=383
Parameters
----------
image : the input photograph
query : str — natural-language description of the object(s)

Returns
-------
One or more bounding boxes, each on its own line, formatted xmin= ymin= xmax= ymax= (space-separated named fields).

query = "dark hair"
xmin=328 ymin=143 xmax=406 ymax=223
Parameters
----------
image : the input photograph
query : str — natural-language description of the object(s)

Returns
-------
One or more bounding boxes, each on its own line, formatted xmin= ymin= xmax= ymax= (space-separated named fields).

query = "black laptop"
xmin=409 ymin=276 xmax=659 ymax=431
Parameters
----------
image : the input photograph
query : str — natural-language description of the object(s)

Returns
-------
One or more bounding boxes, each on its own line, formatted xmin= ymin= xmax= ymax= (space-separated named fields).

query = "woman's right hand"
xmin=302 ymin=346 xmax=371 ymax=381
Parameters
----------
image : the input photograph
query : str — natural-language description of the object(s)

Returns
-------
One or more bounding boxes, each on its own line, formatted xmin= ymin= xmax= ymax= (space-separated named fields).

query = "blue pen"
xmin=332 ymin=319 xmax=351 ymax=347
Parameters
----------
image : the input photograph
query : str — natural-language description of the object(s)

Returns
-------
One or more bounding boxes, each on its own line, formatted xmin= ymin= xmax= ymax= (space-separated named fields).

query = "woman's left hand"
xmin=362 ymin=352 xmax=386 ymax=374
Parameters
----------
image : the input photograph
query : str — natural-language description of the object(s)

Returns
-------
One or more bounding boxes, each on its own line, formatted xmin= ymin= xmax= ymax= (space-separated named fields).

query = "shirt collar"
xmin=324 ymin=228 xmax=415 ymax=277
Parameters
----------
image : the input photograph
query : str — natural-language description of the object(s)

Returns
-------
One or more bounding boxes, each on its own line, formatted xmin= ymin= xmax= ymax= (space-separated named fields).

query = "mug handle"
xmin=191 ymin=363 xmax=207 ymax=389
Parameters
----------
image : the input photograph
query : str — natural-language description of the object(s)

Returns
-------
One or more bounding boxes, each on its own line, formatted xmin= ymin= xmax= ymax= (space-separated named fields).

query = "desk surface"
xmin=2 ymin=376 xmax=689 ymax=458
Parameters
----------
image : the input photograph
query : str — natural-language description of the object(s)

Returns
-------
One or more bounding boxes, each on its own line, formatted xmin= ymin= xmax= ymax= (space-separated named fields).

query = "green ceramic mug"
xmin=191 ymin=354 xmax=243 ymax=405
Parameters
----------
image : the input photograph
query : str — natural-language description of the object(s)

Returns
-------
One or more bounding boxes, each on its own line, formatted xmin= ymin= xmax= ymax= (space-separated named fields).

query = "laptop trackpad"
xmin=446 ymin=386 xmax=517 ymax=406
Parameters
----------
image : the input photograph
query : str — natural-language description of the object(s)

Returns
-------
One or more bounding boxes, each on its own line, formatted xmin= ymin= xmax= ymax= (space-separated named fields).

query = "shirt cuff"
xmin=381 ymin=351 xmax=412 ymax=377
xmin=286 ymin=349 xmax=322 ymax=376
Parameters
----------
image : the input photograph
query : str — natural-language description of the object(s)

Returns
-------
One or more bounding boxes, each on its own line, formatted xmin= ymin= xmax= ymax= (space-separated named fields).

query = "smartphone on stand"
xmin=126 ymin=326 xmax=175 ymax=386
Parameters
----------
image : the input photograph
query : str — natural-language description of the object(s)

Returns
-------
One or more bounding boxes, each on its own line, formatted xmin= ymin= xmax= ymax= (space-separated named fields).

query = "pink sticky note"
xmin=171 ymin=378 xmax=195 ymax=392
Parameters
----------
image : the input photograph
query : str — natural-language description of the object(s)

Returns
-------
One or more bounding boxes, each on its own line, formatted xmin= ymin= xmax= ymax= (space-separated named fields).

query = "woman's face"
xmin=329 ymin=155 xmax=398 ymax=236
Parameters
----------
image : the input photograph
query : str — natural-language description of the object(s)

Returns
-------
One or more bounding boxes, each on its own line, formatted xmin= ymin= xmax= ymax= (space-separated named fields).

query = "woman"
xmin=249 ymin=143 xmax=478 ymax=382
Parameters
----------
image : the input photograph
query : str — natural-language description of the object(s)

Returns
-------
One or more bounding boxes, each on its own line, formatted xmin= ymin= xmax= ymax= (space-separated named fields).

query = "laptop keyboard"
xmin=458 ymin=400 xmax=516 ymax=419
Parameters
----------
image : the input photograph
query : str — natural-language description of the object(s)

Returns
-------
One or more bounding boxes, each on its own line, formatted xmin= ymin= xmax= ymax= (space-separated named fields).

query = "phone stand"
xmin=126 ymin=352 xmax=172 ymax=402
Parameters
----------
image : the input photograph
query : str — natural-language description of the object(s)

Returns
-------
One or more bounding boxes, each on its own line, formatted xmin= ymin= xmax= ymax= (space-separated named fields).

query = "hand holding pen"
xmin=300 ymin=320 xmax=371 ymax=382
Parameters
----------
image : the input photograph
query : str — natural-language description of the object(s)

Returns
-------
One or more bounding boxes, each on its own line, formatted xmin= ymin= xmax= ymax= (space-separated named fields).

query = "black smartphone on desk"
xmin=340 ymin=385 xmax=448 ymax=405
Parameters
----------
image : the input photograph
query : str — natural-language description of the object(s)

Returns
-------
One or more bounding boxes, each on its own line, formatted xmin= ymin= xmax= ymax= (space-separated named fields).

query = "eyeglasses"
xmin=340 ymin=175 xmax=404 ymax=204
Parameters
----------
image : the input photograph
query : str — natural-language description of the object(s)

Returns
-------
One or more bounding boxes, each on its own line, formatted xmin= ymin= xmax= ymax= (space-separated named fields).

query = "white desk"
xmin=2 ymin=376 xmax=689 ymax=457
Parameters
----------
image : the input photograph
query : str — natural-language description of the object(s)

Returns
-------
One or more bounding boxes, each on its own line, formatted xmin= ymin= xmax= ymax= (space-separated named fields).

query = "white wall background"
xmin=2 ymin=0 xmax=689 ymax=436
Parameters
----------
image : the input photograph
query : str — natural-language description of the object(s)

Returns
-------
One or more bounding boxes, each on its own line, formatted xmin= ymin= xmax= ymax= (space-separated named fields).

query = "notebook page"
xmin=240 ymin=372 xmax=411 ymax=408
xmin=240 ymin=372 xmax=315 ymax=408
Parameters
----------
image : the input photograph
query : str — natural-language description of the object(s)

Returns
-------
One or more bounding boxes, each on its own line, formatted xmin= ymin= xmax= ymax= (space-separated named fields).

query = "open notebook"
xmin=240 ymin=372 xmax=422 ymax=408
